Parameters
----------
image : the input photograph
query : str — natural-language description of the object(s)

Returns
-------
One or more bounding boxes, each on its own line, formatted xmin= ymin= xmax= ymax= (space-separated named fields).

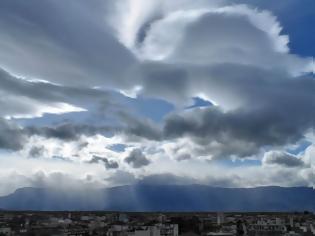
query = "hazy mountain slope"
xmin=0 ymin=185 xmax=314 ymax=211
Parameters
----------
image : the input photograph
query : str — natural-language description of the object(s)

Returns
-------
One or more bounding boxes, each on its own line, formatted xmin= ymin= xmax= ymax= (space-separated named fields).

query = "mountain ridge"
xmin=0 ymin=185 xmax=314 ymax=212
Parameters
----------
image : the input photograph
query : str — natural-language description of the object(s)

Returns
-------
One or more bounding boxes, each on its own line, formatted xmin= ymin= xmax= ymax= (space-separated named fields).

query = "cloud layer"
xmin=0 ymin=0 xmax=314 ymax=195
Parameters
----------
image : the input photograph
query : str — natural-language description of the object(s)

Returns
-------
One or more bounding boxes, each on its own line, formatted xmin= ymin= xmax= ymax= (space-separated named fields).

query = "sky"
xmin=0 ymin=0 xmax=314 ymax=195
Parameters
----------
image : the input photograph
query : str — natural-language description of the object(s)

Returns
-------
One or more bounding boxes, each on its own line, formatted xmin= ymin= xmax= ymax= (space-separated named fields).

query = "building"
xmin=217 ymin=213 xmax=225 ymax=226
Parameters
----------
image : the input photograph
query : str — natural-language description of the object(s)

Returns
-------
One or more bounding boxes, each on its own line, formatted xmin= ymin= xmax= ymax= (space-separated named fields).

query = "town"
xmin=0 ymin=211 xmax=314 ymax=236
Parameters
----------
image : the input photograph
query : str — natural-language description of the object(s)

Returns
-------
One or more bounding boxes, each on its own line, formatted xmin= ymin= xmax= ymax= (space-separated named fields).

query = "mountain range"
xmin=0 ymin=185 xmax=314 ymax=212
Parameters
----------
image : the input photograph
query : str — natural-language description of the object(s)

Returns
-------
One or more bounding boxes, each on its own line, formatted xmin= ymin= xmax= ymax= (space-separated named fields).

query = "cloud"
xmin=23 ymin=113 xmax=161 ymax=143
xmin=118 ymin=111 xmax=162 ymax=141
xmin=0 ymin=0 xmax=314 ymax=190
xmin=113 ymin=1 xmax=313 ymax=108
xmin=25 ymin=123 xmax=112 ymax=141
xmin=0 ymin=68 xmax=118 ymax=118
xmin=140 ymin=6 xmax=291 ymax=61
xmin=262 ymin=151 xmax=305 ymax=168
xmin=0 ymin=156 xmax=108 ymax=195
xmin=1 ymin=66 xmax=314 ymax=162
xmin=28 ymin=146 xmax=46 ymax=158
xmin=88 ymin=156 xmax=119 ymax=170
xmin=105 ymin=170 xmax=137 ymax=186
xmin=0 ymin=113 xmax=158 ymax=152
xmin=0 ymin=0 xmax=136 ymax=88
xmin=162 ymin=70 xmax=315 ymax=158
xmin=303 ymin=144 xmax=315 ymax=167
xmin=125 ymin=149 xmax=151 ymax=168
xmin=1 ymin=0 xmax=310 ymax=102
xmin=0 ymin=119 xmax=25 ymax=150
xmin=7 ymin=67 xmax=314 ymax=161
xmin=0 ymin=149 xmax=314 ymax=196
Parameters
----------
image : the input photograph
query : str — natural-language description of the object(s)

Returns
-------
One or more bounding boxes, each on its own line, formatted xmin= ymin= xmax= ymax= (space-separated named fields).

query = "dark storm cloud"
xmin=162 ymin=65 xmax=315 ymax=158
xmin=163 ymin=105 xmax=314 ymax=159
xmin=23 ymin=110 xmax=162 ymax=142
xmin=0 ymin=112 xmax=160 ymax=152
xmin=263 ymin=151 xmax=305 ymax=168
xmin=25 ymin=123 xmax=114 ymax=141
xmin=125 ymin=149 xmax=151 ymax=168
xmin=164 ymin=105 xmax=305 ymax=158
xmin=88 ymin=156 xmax=119 ymax=169
xmin=0 ymin=121 xmax=115 ymax=151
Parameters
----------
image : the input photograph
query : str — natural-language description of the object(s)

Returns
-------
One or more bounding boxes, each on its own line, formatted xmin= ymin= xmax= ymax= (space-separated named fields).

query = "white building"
xmin=217 ymin=213 xmax=225 ymax=225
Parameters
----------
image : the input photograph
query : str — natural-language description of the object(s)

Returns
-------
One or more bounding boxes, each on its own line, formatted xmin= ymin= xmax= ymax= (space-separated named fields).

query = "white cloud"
xmin=302 ymin=144 xmax=315 ymax=167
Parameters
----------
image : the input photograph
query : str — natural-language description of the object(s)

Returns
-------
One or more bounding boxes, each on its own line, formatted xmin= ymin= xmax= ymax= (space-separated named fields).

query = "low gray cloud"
xmin=0 ymin=114 xmax=159 ymax=152
xmin=262 ymin=151 xmax=305 ymax=168
xmin=25 ymin=124 xmax=113 ymax=141
xmin=28 ymin=146 xmax=46 ymax=158
xmin=176 ymin=154 xmax=192 ymax=161
xmin=118 ymin=111 xmax=162 ymax=141
xmin=88 ymin=156 xmax=119 ymax=170
xmin=24 ymin=114 xmax=160 ymax=142
xmin=0 ymin=121 xmax=112 ymax=152
xmin=0 ymin=119 xmax=25 ymax=150
xmin=125 ymin=149 xmax=151 ymax=168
